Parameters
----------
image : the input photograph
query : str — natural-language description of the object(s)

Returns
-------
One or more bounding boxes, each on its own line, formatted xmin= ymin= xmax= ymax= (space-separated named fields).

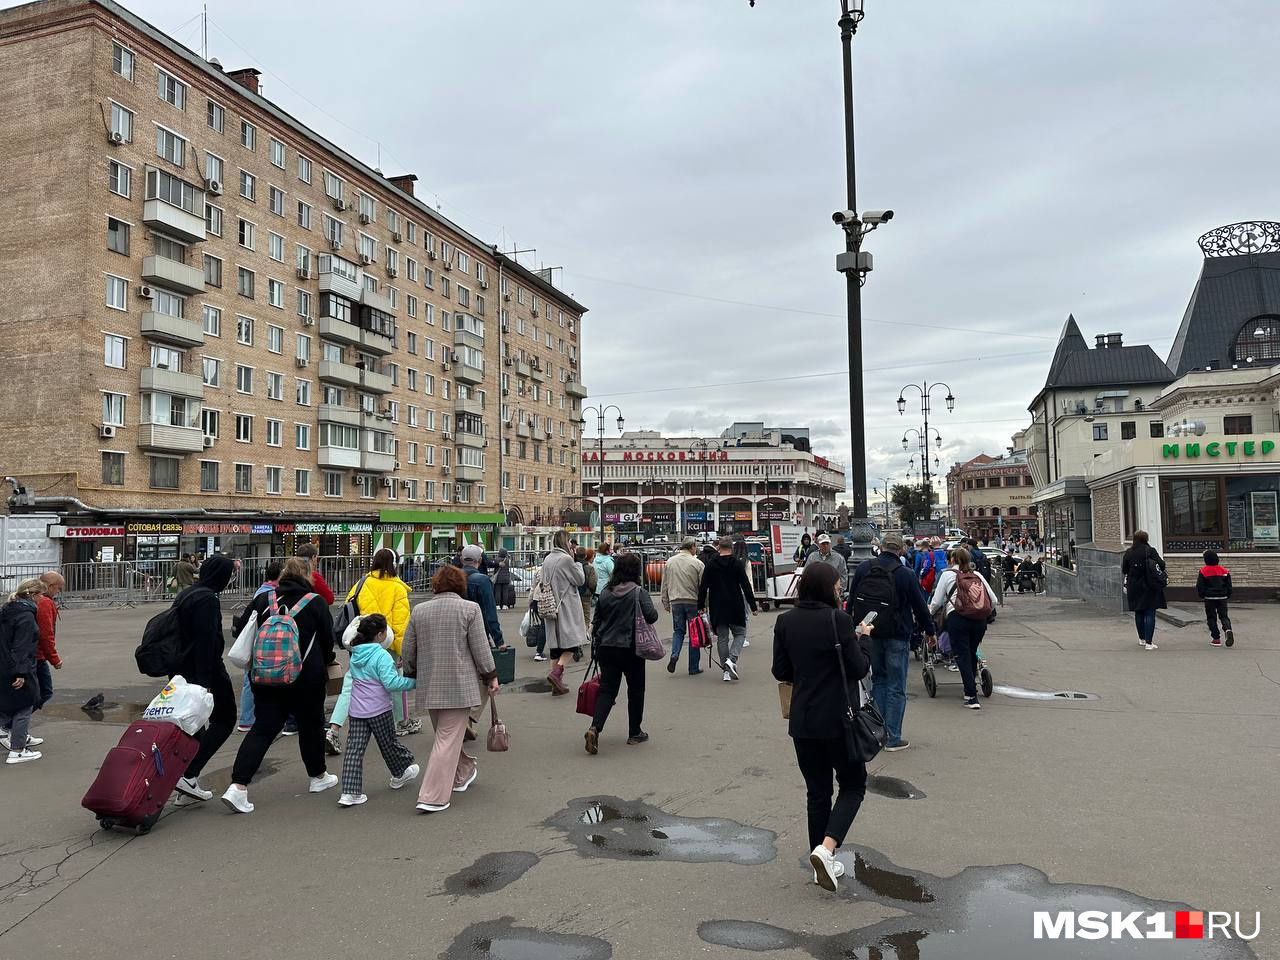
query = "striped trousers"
xmin=340 ymin=709 xmax=416 ymax=795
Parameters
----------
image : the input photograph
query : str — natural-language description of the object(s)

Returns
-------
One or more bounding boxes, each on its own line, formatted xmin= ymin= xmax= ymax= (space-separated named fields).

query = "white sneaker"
xmin=723 ymin=670 xmax=732 ymax=682
xmin=453 ymin=769 xmax=478 ymax=793
xmin=726 ymin=659 xmax=739 ymax=680
xmin=338 ymin=793 xmax=367 ymax=807
xmin=1144 ymin=642 xmax=1158 ymax=651
xmin=533 ymin=654 xmax=548 ymax=662
xmin=389 ymin=763 xmax=420 ymax=790
xmin=6 ymin=749 xmax=41 ymax=765
xmin=21 ymin=734 xmax=44 ymax=747
xmin=175 ymin=777 xmax=212 ymax=801
xmin=813 ymin=859 xmax=846 ymax=884
xmin=742 ymin=640 xmax=750 ymax=647
xmin=221 ymin=785 xmax=254 ymax=814
xmin=416 ymin=801 xmax=450 ymax=813
xmin=809 ymin=845 xmax=839 ymax=892
xmin=309 ymin=772 xmax=339 ymax=793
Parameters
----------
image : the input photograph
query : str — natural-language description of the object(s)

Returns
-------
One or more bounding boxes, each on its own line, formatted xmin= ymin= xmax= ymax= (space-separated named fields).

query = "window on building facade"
xmin=1223 ymin=415 xmax=1253 ymax=435
xmin=111 ymin=42 xmax=134 ymax=80
xmin=200 ymin=460 xmax=218 ymax=492
xmin=234 ymin=463 xmax=252 ymax=493
xmin=149 ymin=456 xmax=179 ymax=489
xmin=1092 ymin=423 xmax=1109 ymax=441
xmin=101 ymin=452 xmax=125 ymax=485
xmin=1121 ymin=421 xmax=1136 ymax=440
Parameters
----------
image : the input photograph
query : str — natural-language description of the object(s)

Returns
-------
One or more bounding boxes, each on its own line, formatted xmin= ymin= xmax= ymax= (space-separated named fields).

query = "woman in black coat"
xmin=772 ymin=562 xmax=872 ymax=892
xmin=223 ymin=558 xmax=338 ymax=813
xmin=0 ymin=579 xmax=47 ymax=763
xmin=1121 ymin=530 xmax=1167 ymax=651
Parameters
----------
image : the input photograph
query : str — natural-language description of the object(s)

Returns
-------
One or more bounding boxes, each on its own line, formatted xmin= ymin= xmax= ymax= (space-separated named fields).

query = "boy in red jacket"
xmin=1196 ymin=550 xmax=1234 ymax=647
xmin=34 ymin=571 xmax=64 ymax=710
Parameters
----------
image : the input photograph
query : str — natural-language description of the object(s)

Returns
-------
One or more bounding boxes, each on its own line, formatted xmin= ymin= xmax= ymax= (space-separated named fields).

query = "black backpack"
xmin=135 ymin=587 xmax=210 ymax=677
xmin=850 ymin=560 xmax=900 ymax=639
xmin=1144 ymin=553 xmax=1168 ymax=589
xmin=332 ymin=574 xmax=367 ymax=647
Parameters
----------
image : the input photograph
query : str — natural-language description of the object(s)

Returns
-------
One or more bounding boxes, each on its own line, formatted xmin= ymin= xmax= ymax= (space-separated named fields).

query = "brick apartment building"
xmin=0 ymin=0 xmax=589 ymax=561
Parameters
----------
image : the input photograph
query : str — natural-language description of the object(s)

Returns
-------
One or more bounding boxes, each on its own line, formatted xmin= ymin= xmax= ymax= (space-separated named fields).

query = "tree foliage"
xmin=891 ymin=484 xmax=931 ymax=525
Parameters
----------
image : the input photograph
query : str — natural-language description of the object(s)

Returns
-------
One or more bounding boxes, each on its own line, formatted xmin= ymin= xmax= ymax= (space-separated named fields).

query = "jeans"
xmin=187 ymin=667 xmax=237 ymax=779
xmin=592 ymin=646 xmax=646 ymax=737
xmin=870 ymin=636 xmax=909 ymax=745
xmin=238 ymin=671 xmax=255 ymax=727
xmin=34 ymin=660 xmax=54 ymax=710
xmin=0 ymin=705 xmax=33 ymax=750
xmin=1204 ymin=600 xmax=1232 ymax=640
xmin=944 ymin=612 xmax=987 ymax=699
xmin=669 ymin=602 xmax=701 ymax=672
xmin=232 ymin=679 xmax=328 ymax=785
xmin=793 ymin=736 xmax=868 ymax=851
xmin=715 ymin=624 xmax=748 ymax=665
xmin=1133 ymin=609 xmax=1157 ymax=643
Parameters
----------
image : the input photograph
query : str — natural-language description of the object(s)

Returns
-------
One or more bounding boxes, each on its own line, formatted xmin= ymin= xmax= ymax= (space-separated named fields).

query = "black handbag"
xmin=831 ymin=610 xmax=887 ymax=763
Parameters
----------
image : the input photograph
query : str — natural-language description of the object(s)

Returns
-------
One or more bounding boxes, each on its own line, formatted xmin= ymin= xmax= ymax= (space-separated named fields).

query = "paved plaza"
xmin=1 ymin=593 xmax=1276 ymax=959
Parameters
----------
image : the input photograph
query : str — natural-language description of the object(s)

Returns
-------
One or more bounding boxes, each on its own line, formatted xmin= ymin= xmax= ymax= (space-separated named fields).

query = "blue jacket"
xmin=913 ymin=548 xmax=946 ymax=580
xmin=465 ymin=566 xmax=504 ymax=646
xmin=849 ymin=553 xmax=935 ymax=642
xmin=349 ymin=641 xmax=415 ymax=690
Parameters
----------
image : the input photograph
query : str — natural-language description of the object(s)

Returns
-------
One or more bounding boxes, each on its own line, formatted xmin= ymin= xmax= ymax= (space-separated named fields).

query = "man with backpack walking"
xmin=848 ymin=532 xmax=935 ymax=751
xmin=929 ymin=547 xmax=1000 ymax=709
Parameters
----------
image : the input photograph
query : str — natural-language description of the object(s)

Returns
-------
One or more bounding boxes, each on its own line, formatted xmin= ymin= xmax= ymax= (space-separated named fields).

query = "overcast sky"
xmin=104 ymin=0 xmax=1280 ymax=503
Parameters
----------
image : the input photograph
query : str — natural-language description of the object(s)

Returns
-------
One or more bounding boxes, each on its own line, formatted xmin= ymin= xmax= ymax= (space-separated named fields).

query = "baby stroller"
xmin=1013 ymin=564 xmax=1038 ymax=594
xmin=921 ymin=629 xmax=993 ymax=699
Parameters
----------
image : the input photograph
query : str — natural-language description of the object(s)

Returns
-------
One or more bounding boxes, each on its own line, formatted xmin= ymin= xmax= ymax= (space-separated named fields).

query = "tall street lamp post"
xmin=897 ymin=382 xmax=954 ymax=521
xmin=689 ymin=438 xmax=723 ymax=535
xmin=580 ymin=404 xmax=624 ymax=544
xmin=749 ymin=0 xmax=891 ymax=524
xmin=901 ymin=425 xmax=943 ymax=509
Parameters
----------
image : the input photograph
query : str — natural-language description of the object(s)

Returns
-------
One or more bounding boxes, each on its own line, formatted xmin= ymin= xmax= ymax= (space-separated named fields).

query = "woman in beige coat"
xmin=540 ymin=530 xmax=587 ymax=695
xmin=400 ymin=564 xmax=497 ymax=813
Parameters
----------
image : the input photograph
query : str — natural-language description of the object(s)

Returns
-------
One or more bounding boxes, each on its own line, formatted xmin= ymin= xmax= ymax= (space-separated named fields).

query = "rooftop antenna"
xmin=202 ymin=4 xmax=207 ymax=60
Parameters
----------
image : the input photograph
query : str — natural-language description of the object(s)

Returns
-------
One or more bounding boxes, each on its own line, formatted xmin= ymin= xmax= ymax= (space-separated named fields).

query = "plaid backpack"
xmin=251 ymin=589 xmax=319 ymax=685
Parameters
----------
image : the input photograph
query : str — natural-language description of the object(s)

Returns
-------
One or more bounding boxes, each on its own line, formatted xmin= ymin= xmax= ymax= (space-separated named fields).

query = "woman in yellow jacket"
xmin=325 ymin=549 xmax=416 ymax=753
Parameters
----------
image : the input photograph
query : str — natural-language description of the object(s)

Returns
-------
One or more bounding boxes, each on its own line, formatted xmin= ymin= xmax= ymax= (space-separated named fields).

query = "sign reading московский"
xmin=1161 ymin=439 xmax=1277 ymax=459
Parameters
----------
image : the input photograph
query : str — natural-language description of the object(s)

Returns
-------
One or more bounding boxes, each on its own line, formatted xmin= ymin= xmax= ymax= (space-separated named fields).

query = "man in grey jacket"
xmin=808 ymin=534 xmax=849 ymax=596
xmin=660 ymin=537 xmax=705 ymax=676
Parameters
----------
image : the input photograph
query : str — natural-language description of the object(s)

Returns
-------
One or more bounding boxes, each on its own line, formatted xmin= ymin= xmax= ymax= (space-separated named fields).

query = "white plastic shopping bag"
xmin=519 ymin=609 xmax=532 ymax=639
xmin=227 ymin=609 xmax=257 ymax=670
xmin=141 ymin=675 xmax=214 ymax=735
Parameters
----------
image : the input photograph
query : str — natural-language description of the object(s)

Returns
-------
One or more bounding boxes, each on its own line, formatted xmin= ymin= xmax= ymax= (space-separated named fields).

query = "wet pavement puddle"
xmin=699 ymin=845 xmax=1257 ymax=958
xmin=506 ymin=677 xmax=553 ymax=694
xmin=867 ymin=775 xmax=926 ymax=800
xmin=545 ymin=796 xmax=776 ymax=864
xmin=443 ymin=852 xmax=541 ymax=896
xmin=441 ymin=917 xmax=612 ymax=960
xmin=994 ymin=685 xmax=1101 ymax=701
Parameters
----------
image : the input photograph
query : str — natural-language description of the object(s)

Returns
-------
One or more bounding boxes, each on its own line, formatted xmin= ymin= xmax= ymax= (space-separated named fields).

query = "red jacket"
xmin=310 ymin=570 xmax=335 ymax=606
xmin=36 ymin=594 xmax=61 ymax=666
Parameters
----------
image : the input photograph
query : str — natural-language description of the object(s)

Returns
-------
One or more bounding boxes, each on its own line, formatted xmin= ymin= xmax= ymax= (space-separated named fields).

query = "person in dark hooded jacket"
xmin=1 ymin=579 xmax=46 ymax=764
xmin=222 ymin=557 xmax=338 ymax=813
xmin=698 ymin=535 xmax=759 ymax=681
xmin=172 ymin=554 xmax=237 ymax=799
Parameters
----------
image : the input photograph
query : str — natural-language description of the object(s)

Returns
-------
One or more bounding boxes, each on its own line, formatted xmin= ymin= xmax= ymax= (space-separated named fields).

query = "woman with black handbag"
xmin=772 ymin=562 xmax=875 ymax=892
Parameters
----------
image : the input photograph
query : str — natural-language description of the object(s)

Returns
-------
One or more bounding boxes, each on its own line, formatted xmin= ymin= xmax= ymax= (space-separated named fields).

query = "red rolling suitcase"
xmin=81 ymin=721 xmax=199 ymax=834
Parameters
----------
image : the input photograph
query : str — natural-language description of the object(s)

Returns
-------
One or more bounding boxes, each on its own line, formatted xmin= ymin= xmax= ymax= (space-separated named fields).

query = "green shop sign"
xmin=1161 ymin=440 xmax=1277 ymax=459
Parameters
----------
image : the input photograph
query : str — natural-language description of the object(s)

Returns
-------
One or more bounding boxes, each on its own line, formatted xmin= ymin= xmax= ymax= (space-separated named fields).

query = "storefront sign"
xmin=684 ymin=511 xmax=708 ymax=521
xmin=294 ymin=522 xmax=374 ymax=534
xmin=730 ymin=511 xmax=753 ymax=521
xmin=1161 ymin=439 xmax=1277 ymax=459
xmin=126 ymin=521 xmax=183 ymax=534
xmin=251 ymin=524 xmax=274 ymax=534
xmin=65 ymin=526 xmax=126 ymax=538
xmin=100 ymin=545 xmax=116 ymax=562
xmin=182 ymin=522 xmax=254 ymax=535
xmin=604 ymin=512 xmax=639 ymax=524
xmin=583 ymin=450 xmax=728 ymax=462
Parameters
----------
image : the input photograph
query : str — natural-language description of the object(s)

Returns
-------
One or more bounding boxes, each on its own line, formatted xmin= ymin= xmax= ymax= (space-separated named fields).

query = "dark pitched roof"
xmin=1047 ymin=345 xmax=1173 ymax=389
xmin=1045 ymin=314 xmax=1088 ymax=385
xmin=1165 ymin=250 xmax=1280 ymax=375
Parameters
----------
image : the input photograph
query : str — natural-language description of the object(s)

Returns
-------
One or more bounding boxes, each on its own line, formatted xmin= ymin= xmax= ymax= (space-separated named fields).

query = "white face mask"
xmin=378 ymin=630 xmax=392 ymax=650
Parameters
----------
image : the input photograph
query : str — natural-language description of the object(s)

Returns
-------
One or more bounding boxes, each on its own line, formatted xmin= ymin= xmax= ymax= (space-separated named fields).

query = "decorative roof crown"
xmin=1197 ymin=221 xmax=1280 ymax=257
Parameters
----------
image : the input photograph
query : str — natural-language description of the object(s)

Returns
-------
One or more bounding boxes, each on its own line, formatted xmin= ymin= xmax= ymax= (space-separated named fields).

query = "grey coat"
xmin=541 ymin=548 xmax=587 ymax=651
xmin=401 ymin=593 xmax=497 ymax=711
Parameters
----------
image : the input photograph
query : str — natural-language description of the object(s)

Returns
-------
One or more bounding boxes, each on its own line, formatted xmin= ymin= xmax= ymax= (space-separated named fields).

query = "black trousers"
xmin=793 ymin=736 xmax=867 ymax=852
xmin=232 ymin=679 xmax=327 ymax=785
xmin=1204 ymin=599 xmax=1232 ymax=639
xmin=186 ymin=666 xmax=236 ymax=779
xmin=591 ymin=646 xmax=646 ymax=737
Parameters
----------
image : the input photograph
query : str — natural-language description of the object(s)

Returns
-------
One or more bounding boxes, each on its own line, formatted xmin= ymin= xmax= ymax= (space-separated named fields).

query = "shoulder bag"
xmin=576 ymin=652 xmax=601 ymax=717
xmin=486 ymin=698 xmax=509 ymax=752
xmin=632 ymin=590 xmax=665 ymax=660
xmin=831 ymin=610 xmax=886 ymax=763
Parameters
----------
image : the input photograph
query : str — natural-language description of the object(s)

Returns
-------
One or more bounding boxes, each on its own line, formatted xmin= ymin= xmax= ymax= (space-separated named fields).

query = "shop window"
xmin=1092 ymin=423 xmax=1108 ymax=441
xmin=1120 ymin=421 xmax=1136 ymax=440
xmin=1225 ymin=474 xmax=1280 ymax=552
xmin=1223 ymin=415 xmax=1252 ymax=435
xmin=1163 ymin=478 xmax=1222 ymax=550
xmin=1121 ymin=479 xmax=1138 ymax=542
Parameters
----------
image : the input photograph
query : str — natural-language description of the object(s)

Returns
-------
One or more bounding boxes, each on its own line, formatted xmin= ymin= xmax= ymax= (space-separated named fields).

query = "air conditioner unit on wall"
xmin=358 ymin=213 xmax=371 ymax=225
xmin=386 ymin=266 xmax=398 ymax=278
xmin=295 ymin=357 xmax=308 ymax=368
xmin=302 ymin=316 xmax=315 ymax=326
xmin=359 ymin=253 xmax=373 ymax=265
xmin=328 ymin=238 xmax=342 ymax=251
xmin=443 ymin=465 xmax=451 ymax=475
xmin=99 ymin=424 xmax=116 ymax=439
xmin=109 ymin=131 xmax=124 ymax=145
xmin=333 ymin=197 xmax=348 ymax=211
xmin=203 ymin=435 xmax=215 ymax=448
xmin=138 ymin=285 xmax=155 ymax=299
xmin=392 ymin=231 xmax=403 ymax=244
xmin=207 ymin=179 xmax=223 ymax=195
xmin=382 ymin=477 xmax=394 ymax=488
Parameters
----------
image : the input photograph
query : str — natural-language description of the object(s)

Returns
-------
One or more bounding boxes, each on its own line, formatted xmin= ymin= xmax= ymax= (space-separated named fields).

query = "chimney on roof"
xmin=387 ymin=174 xmax=418 ymax=197
xmin=226 ymin=68 xmax=262 ymax=95
xmin=1095 ymin=332 xmax=1123 ymax=349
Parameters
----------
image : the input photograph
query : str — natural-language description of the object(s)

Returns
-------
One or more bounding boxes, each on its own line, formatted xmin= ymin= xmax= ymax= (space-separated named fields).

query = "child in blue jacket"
xmin=338 ymin=614 xmax=419 ymax=806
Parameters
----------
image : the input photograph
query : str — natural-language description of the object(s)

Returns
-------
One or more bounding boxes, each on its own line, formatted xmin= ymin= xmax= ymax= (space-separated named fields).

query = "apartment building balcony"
xmin=360 ymin=450 xmax=396 ymax=473
xmin=143 ymin=199 xmax=206 ymax=244
xmin=454 ymin=327 xmax=485 ymax=352
xmin=455 ymin=396 xmax=484 ymax=418
xmin=317 ymin=447 xmax=360 ymax=469
xmin=516 ymin=361 xmax=532 ymax=378
xmin=140 ymin=367 xmax=204 ymax=399
xmin=529 ymin=363 xmax=546 ymax=383
xmin=317 ymin=404 xmax=361 ymax=427
xmin=360 ymin=367 xmax=393 ymax=394
xmin=454 ymin=361 xmax=484 ymax=386
xmin=457 ymin=428 xmax=486 ymax=449
xmin=564 ymin=379 xmax=589 ymax=399
xmin=455 ymin=464 xmax=484 ymax=482
xmin=141 ymin=255 xmax=205 ymax=295
xmin=516 ymin=421 xmax=532 ymax=438
xmin=317 ymin=360 xmax=362 ymax=388
xmin=137 ymin=423 xmax=204 ymax=453
xmin=360 ymin=327 xmax=395 ymax=356
xmin=318 ymin=268 xmax=361 ymax=299
xmin=319 ymin=315 xmax=362 ymax=347
xmin=359 ymin=288 xmax=394 ymax=315
xmin=140 ymin=311 xmax=204 ymax=348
